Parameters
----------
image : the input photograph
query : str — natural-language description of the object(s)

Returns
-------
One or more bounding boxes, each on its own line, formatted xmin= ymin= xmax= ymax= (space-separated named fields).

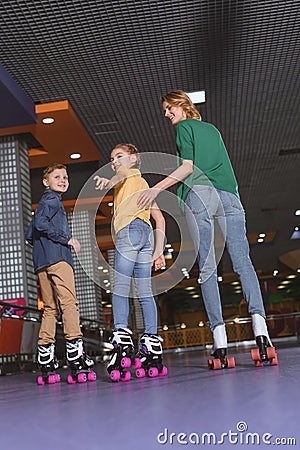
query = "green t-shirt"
xmin=175 ymin=119 xmax=239 ymax=209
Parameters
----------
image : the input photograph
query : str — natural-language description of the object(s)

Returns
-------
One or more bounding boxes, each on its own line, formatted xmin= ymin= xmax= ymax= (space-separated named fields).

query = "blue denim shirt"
xmin=25 ymin=189 xmax=73 ymax=273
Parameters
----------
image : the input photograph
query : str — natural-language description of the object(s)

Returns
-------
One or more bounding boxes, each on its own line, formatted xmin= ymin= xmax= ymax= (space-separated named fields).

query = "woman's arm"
xmin=137 ymin=159 xmax=193 ymax=208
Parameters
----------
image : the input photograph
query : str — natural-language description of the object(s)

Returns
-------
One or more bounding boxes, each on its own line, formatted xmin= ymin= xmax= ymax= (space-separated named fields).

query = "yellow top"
xmin=113 ymin=166 xmax=152 ymax=235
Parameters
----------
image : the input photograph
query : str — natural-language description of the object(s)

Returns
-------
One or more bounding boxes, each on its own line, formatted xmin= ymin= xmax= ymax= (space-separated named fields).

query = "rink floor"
xmin=1 ymin=339 xmax=299 ymax=450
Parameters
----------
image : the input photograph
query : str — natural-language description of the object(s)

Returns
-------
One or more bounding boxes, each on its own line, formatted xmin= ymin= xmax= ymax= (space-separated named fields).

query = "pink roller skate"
xmin=135 ymin=334 xmax=168 ymax=379
xmin=66 ymin=338 xmax=96 ymax=384
xmin=251 ymin=314 xmax=278 ymax=367
xmin=208 ymin=324 xmax=235 ymax=370
xmin=37 ymin=343 xmax=61 ymax=385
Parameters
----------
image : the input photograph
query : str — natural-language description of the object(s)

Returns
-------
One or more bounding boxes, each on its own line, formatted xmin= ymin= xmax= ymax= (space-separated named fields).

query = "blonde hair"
xmin=112 ymin=143 xmax=141 ymax=169
xmin=161 ymin=90 xmax=202 ymax=120
xmin=43 ymin=163 xmax=67 ymax=180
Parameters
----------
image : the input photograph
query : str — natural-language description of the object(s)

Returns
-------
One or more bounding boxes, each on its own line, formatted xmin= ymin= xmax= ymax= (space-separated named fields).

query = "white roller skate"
xmin=251 ymin=314 xmax=278 ymax=366
xmin=208 ymin=324 xmax=235 ymax=370
xmin=135 ymin=334 xmax=168 ymax=378
xmin=37 ymin=343 xmax=60 ymax=385
xmin=66 ymin=338 xmax=96 ymax=384
xmin=107 ymin=328 xmax=137 ymax=382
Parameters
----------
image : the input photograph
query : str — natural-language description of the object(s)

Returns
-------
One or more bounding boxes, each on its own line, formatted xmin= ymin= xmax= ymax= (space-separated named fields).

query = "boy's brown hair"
xmin=43 ymin=163 xmax=67 ymax=180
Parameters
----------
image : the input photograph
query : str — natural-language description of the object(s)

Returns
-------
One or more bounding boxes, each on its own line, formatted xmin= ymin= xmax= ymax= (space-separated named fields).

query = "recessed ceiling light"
xmin=70 ymin=153 xmax=81 ymax=159
xmin=186 ymin=90 xmax=206 ymax=104
xmin=295 ymin=210 xmax=300 ymax=216
xmin=42 ymin=117 xmax=55 ymax=124
xmin=257 ymin=238 xmax=264 ymax=243
xmin=259 ymin=233 xmax=266 ymax=238
xmin=108 ymin=202 xmax=113 ymax=207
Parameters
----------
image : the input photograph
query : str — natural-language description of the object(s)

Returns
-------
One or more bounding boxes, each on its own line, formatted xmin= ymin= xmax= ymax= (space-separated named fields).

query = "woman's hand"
xmin=137 ymin=188 xmax=161 ymax=208
xmin=94 ymin=176 xmax=113 ymax=190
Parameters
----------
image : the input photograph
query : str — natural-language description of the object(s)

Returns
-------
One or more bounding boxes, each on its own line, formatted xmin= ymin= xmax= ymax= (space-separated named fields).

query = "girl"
xmin=94 ymin=143 xmax=167 ymax=381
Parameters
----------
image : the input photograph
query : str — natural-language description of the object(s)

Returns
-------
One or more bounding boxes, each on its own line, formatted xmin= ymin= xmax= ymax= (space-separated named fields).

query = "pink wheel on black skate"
xmin=209 ymin=358 xmax=222 ymax=370
xmin=87 ymin=371 xmax=97 ymax=381
xmin=132 ymin=358 xmax=142 ymax=369
xmin=120 ymin=357 xmax=131 ymax=368
xmin=54 ymin=373 xmax=60 ymax=383
xmin=270 ymin=354 xmax=279 ymax=366
xmin=110 ymin=370 xmax=121 ymax=382
xmin=226 ymin=356 xmax=235 ymax=369
xmin=159 ymin=366 xmax=168 ymax=377
xmin=136 ymin=368 xmax=146 ymax=378
xmin=266 ymin=346 xmax=276 ymax=359
xmin=67 ymin=374 xmax=77 ymax=384
xmin=121 ymin=371 xmax=131 ymax=381
xmin=148 ymin=367 xmax=159 ymax=377
xmin=251 ymin=348 xmax=260 ymax=361
xmin=77 ymin=373 xmax=87 ymax=383
xmin=47 ymin=374 xmax=56 ymax=384
xmin=37 ymin=376 xmax=45 ymax=385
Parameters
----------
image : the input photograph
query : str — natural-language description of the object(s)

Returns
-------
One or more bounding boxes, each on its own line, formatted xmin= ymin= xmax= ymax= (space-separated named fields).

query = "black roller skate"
xmin=251 ymin=314 xmax=278 ymax=367
xmin=66 ymin=338 xmax=96 ymax=384
xmin=134 ymin=334 xmax=168 ymax=378
xmin=107 ymin=328 xmax=136 ymax=382
xmin=37 ymin=343 xmax=60 ymax=385
xmin=208 ymin=324 xmax=235 ymax=370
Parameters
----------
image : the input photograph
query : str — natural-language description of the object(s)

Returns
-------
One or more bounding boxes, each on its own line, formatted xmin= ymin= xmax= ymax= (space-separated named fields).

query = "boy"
xmin=26 ymin=163 xmax=95 ymax=384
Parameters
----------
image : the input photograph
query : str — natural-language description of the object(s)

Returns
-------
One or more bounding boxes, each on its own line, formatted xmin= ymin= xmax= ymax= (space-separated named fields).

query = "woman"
xmin=137 ymin=90 xmax=274 ymax=368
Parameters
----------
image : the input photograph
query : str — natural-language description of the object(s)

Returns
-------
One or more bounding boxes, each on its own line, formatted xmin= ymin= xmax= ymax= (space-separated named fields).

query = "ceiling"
xmin=1 ymin=0 xmax=300 ymax=294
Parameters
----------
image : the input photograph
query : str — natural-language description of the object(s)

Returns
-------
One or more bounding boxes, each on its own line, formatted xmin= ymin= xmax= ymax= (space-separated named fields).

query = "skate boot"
xmin=135 ymin=334 xmax=168 ymax=378
xmin=208 ymin=324 xmax=235 ymax=370
xmin=37 ymin=343 xmax=60 ymax=385
xmin=251 ymin=314 xmax=278 ymax=366
xmin=66 ymin=338 xmax=96 ymax=384
xmin=107 ymin=328 xmax=136 ymax=382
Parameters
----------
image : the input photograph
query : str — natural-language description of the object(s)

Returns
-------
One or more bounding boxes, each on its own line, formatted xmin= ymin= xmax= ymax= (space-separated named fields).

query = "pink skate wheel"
xmin=148 ymin=367 xmax=159 ymax=378
xmin=132 ymin=358 xmax=142 ymax=369
xmin=121 ymin=371 xmax=131 ymax=381
xmin=270 ymin=354 xmax=279 ymax=366
xmin=54 ymin=374 xmax=60 ymax=383
xmin=110 ymin=370 xmax=121 ymax=382
xmin=77 ymin=373 xmax=87 ymax=383
xmin=121 ymin=357 xmax=131 ymax=368
xmin=47 ymin=374 xmax=56 ymax=384
xmin=207 ymin=358 xmax=213 ymax=369
xmin=136 ymin=368 xmax=146 ymax=378
xmin=226 ymin=357 xmax=235 ymax=369
xmin=87 ymin=371 xmax=97 ymax=382
xmin=67 ymin=374 xmax=76 ymax=384
xmin=211 ymin=359 xmax=222 ymax=370
xmin=251 ymin=348 xmax=260 ymax=362
xmin=266 ymin=346 xmax=276 ymax=359
xmin=37 ymin=376 xmax=45 ymax=385
xmin=159 ymin=366 xmax=168 ymax=376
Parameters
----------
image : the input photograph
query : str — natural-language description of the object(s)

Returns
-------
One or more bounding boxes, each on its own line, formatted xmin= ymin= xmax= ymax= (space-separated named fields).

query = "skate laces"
xmin=112 ymin=328 xmax=133 ymax=347
xmin=66 ymin=339 xmax=84 ymax=361
xmin=140 ymin=334 xmax=163 ymax=355
xmin=38 ymin=344 xmax=55 ymax=365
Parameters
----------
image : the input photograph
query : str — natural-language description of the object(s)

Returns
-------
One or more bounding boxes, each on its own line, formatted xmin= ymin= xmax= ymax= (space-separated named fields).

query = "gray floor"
xmin=1 ymin=341 xmax=299 ymax=450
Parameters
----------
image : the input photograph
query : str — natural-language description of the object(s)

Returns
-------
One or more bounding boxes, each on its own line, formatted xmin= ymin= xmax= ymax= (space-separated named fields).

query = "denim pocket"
xmin=186 ymin=186 xmax=212 ymax=215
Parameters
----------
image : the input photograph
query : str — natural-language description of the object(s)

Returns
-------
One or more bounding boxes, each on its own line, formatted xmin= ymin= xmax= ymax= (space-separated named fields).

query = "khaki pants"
xmin=37 ymin=261 xmax=83 ymax=345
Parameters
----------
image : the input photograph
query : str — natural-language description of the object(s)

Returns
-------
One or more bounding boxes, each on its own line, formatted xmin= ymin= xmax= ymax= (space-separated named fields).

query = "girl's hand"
xmin=68 ymin=238 xmax=81 ymax=253
xmin=94 ymin=176 xmax=113 ymax=190
xmin=152 ymin=254 xmax=165 ymax=271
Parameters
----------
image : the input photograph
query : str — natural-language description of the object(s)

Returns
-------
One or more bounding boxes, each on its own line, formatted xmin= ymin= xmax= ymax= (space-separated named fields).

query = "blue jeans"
xmin=185 ymin=185 xmax=266 ymax=330
xmin=112 ymin=219 xmax=157 ymax=334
